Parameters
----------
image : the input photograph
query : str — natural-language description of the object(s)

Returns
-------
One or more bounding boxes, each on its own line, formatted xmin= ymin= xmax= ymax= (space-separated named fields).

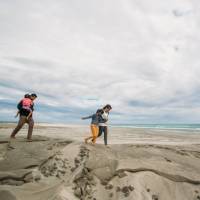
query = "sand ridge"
xmin=0 ymin=134 xmax=199 ymax=200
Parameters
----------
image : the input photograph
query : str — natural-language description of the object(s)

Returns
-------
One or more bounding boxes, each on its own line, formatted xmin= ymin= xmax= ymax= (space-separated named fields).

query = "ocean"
xmin=112 ymin=124 xmax=200 ymax=130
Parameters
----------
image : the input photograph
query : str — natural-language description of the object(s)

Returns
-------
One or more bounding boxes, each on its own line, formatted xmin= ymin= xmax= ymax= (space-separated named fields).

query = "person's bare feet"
xmin=27 ymin=139 xmax=33 ymax=142
xmin=84 ymin=138 xmax=89 ymax=144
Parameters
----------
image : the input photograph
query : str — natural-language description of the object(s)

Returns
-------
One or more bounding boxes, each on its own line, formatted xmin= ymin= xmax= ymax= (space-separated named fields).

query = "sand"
xmin=0 ymin=124 xmax=200 ymax=200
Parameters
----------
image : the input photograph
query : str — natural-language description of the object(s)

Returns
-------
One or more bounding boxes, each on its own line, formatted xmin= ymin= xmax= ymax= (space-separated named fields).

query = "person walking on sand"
xmin=15 ymin=93 xmax=32 ymax=119
xmin=97 ymin=104 xmax=112 ymax=146
xmin=10 ymin=93 xmax=37 ymax=142
xmin=81 ymin=109 xmax=103 ymax=144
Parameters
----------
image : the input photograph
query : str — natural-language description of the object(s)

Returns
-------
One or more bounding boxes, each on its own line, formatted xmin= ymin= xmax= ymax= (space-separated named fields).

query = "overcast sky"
xmin=0 ymin=0 xmax=200 ymax=124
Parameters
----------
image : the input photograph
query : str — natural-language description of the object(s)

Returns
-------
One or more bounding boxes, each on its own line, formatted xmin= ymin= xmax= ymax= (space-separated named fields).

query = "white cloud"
xmin=0 ymin=0 xmax=200 ymax=123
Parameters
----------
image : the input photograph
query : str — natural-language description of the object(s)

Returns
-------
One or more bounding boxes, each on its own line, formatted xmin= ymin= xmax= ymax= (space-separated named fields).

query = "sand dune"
xmin=0 ymin=128 xmax=200 ymax=200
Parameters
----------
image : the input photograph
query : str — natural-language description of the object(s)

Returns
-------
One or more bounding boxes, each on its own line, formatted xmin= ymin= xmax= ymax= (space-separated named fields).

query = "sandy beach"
xmin=0 ymin=124 xmax=200 ymax=200
xmin=1 ymin=0 xmax=200 ymax=199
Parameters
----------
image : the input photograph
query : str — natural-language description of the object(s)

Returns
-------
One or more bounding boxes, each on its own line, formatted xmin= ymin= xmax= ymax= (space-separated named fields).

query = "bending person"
xmin=82 ymin=109 xmax=102 ymax=144
xmin=98 ymin=104 xmax=112 ymax=146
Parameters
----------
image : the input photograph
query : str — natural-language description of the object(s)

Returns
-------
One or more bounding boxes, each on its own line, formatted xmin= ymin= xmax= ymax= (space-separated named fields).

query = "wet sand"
xmin=0 ymin=124 xmax=200 ymax=200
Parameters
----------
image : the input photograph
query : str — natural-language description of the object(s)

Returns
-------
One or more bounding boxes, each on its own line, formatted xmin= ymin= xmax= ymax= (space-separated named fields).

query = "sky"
xmin=0 ymin=0 xmax=200 ymax=124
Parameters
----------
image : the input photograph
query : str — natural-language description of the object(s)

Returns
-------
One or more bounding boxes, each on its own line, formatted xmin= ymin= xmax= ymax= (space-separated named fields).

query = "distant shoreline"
xmin=1 ymin=121 xmax=200 ymax=131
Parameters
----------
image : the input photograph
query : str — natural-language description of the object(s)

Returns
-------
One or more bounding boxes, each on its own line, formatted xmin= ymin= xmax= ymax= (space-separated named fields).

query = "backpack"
xmin=22 ymin=98 xmax=32 ymax=109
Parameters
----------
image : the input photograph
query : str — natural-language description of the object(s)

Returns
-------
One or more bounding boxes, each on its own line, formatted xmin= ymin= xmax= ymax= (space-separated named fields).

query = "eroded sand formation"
xmin=0 ymin=136 xmax=200 ymax=200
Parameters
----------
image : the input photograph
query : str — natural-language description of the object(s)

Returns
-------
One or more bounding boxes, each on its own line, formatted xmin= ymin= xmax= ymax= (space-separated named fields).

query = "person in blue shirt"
xmin=82 ymin=109 xmax=103 ymax=144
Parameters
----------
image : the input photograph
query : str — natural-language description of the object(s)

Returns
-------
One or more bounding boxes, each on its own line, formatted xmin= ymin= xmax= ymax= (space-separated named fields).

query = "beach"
xmin=0 ymin=123 xmax=200 ymax=200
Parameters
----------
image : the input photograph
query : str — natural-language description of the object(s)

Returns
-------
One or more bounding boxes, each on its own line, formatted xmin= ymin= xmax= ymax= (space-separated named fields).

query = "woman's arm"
xmin=81 ymin=115 xmax=93 ymax=120
xmin=15 ymin=110 xmax=20 ymax=118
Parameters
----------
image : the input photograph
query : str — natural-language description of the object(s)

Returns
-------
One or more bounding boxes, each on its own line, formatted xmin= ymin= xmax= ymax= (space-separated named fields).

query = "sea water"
xmin=112 ymin=124 xmax=200 ymax=130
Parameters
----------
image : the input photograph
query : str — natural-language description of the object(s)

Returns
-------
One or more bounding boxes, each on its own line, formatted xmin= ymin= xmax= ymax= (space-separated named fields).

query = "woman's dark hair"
xmin=103 ymin=104 xmax=112 ymax=110
xmin=24 ymin=94 xmax=30 ymax=98
xmin=96 ymin=109 xmax=103 ymax=114
xmin=31 ymin=93 xmax=37 ymax=98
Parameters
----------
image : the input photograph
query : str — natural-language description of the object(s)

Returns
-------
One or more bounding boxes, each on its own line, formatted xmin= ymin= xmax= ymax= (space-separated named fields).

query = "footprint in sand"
xmin=152 ymin=194 xmax=159 ymax=200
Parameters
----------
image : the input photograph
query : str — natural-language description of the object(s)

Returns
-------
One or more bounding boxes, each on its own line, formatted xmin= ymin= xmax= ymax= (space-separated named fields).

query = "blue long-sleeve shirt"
xmin=82 ymin=114 xmax=99 ymax=125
